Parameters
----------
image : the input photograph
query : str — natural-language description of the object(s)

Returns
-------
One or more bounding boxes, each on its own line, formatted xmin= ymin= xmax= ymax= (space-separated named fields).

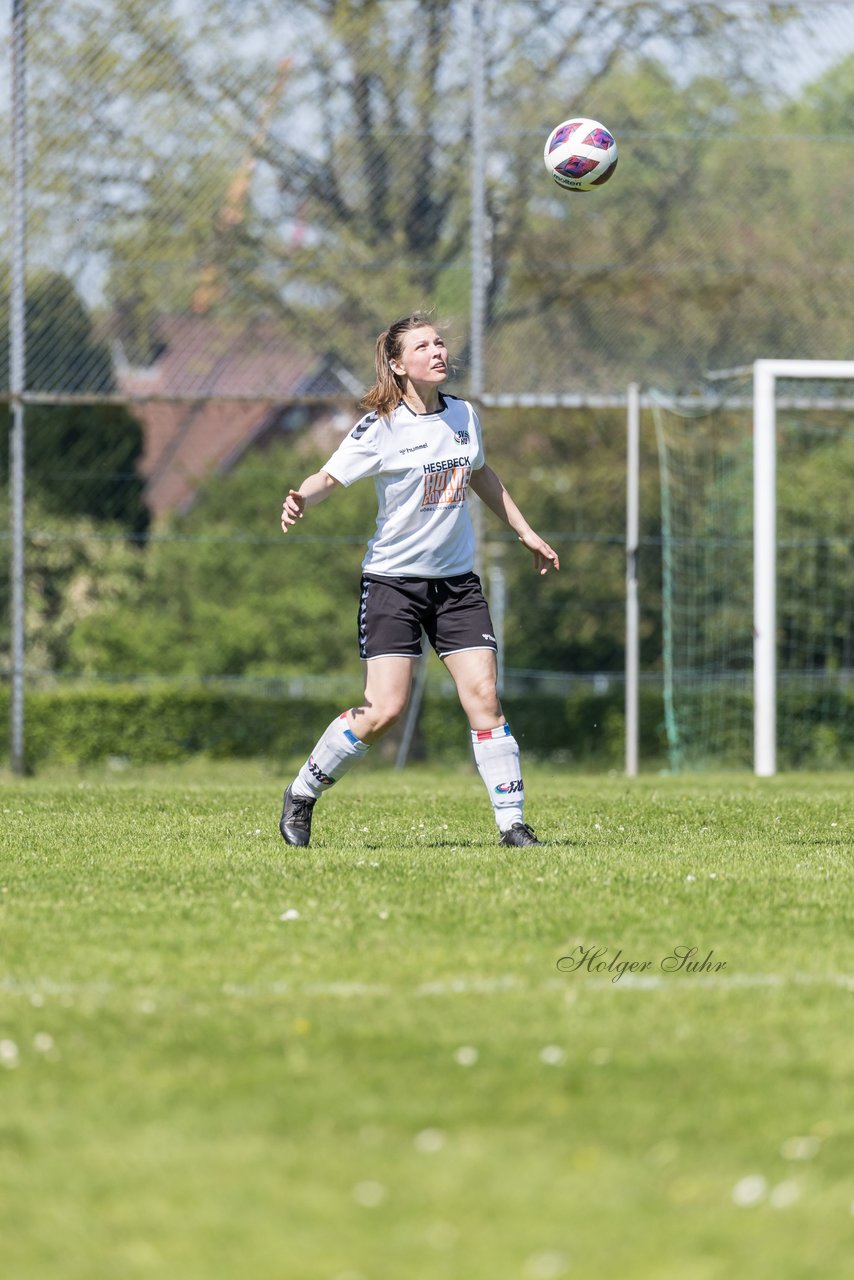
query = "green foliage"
xmin=6 ymin=677 xmax=849 ymax=770
xmin=0 ymin=685 xmax=346 ymax=767
xmin=0 ymin=497 xmax=146 ymax=676
xmin=479 ymin=406 xmax=658 ymax=672
xmin=657 ymin=683 xmax=854 ymax=770
xmin=66 ymin=439 xmax=378 ymax=677
xmin=0 ymin=682 xmax=667 ymax=769
xmin=8 ymin=400 xmax=851 ymax=720
xmin=777 ymin=417 xmax=854 ymax=676
xmin=419 ymin=686 xmax=666 ymax=766
xmin=502 ymin=54 xmax=854 ymax=393
xmin=797 ymin=50 xmax=854 ymax=133
xmin=0 ymin=272 xmax=149 ymax=530
xmin=653 ymin=404 xmax=854 ymax=770
xmin=11 ymin=1 xmax=832 ymax=388
xmin=0 ymin=271 xmax=113 ymax=394
xmin=55 ymin=410 xmax=660 ymax=679
xmin=23 ymin=403 xmax=149 ymax=532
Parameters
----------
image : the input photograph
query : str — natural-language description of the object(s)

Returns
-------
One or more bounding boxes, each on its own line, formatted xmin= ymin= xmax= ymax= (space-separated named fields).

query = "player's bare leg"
xmin=280 ymin=656 xmax=417 ymax=846
xmin=347 ymin=656 xmax=418 ymax=743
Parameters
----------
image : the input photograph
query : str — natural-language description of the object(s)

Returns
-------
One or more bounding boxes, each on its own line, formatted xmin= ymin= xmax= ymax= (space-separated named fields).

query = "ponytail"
xmin=361 ymin=311 xmax=435 ymax=417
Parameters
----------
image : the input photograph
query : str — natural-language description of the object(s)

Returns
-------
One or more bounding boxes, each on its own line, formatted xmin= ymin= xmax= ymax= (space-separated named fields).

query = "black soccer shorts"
xmin=358 ymin=572 xmax=499 ymax=660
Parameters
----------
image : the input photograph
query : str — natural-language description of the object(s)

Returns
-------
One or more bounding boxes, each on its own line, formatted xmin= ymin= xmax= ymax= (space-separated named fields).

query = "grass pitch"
xmin=0 ymin=761 xmax=851 ymax=1280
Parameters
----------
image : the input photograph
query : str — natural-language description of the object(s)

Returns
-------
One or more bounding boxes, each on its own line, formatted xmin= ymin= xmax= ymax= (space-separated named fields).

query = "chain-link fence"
xmin=5 ymin=1 xmax=854 ymax=396
xmin=3 ymin=1 xmax=854 ymax=769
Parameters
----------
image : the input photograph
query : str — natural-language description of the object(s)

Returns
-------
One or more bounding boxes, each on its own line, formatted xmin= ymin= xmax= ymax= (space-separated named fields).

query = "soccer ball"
xmin=543 ymin=117 xmax=618 ymax=191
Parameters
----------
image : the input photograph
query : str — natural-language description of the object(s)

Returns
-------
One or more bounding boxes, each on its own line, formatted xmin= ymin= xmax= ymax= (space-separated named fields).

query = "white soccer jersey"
xmin=322 ymin=394 xmax=486 ymax=578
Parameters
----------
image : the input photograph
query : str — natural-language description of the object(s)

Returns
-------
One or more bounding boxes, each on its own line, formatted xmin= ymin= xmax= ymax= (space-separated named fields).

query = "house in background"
xmin=116 ymin=315 xmax=361 ymax=517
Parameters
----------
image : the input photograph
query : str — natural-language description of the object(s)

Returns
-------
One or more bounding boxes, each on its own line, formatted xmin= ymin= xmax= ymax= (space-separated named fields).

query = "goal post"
xmin=753 ymin=359 xmax=854 ymax=776
xmin=625 ymin=382 xmax=640 ymax=777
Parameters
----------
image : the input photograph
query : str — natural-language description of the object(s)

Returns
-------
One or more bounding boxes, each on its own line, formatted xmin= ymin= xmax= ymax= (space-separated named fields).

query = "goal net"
xmin=652 ymin=372 xmax=854 ymax=771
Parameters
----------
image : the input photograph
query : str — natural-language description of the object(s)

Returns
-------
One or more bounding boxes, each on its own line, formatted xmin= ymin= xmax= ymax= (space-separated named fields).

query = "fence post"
xmin=9 ymin=0 xmax=28 ymax=775
xmin=469 ymin=0 xmax=487 ymax=582
xmin=625 ymin=382 xmax=640 ymax=777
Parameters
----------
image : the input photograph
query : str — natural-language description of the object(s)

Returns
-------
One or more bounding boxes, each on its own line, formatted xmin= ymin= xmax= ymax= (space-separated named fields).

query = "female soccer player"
xmin=278 ymin=312 xmax=559 ymax=848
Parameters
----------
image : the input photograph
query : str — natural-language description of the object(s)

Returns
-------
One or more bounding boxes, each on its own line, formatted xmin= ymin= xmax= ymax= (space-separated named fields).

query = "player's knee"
xmin=467 ymin=674 xmax=501 ymax=719
xmin=377 ymin=696 xmax=408 ymax=731
xmin=361 ymin=694 xmax=408 ymax=736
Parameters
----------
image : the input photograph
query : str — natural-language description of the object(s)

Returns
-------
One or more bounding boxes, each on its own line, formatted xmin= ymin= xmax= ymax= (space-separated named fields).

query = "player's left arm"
xmin=470 ymin=464 xmax=560 ymax=575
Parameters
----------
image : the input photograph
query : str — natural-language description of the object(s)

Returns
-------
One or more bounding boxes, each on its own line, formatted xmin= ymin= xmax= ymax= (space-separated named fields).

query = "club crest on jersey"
xmin=453 ymin=429 xmax=470 ymax=445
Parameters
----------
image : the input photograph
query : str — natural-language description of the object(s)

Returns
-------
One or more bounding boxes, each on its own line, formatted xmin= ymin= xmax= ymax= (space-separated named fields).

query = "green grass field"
xmin=1 ymin=761 xmax=851 ymax=1280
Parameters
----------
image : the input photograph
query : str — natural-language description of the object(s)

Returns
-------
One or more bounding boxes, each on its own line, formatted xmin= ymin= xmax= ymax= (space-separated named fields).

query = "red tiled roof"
xmin=117 ymin=316 xmax=356 ymax=515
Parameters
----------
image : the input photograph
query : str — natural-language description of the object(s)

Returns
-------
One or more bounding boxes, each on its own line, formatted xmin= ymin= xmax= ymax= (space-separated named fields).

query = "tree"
xmin=12 ymin=0 xmax=810 ymax=389
xmin=0 ymin=272 xmax=149 ymax=531
xmin=0 ymin=494 xmax=145 ymax=675
xmin=63 ymin=408 xmax=656 ymax=680
xmin=66 ymin=438 xmax=377 ymax=678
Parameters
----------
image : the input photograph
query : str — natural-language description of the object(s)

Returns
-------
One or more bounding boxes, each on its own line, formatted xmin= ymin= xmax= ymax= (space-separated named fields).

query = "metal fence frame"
xmin=7 ymin=0 xmax=629 ymax=775
xmin=8 ymin=0 xmax=27 ymax=773
xmin=6 ymin=1 xmax=854 ymax=775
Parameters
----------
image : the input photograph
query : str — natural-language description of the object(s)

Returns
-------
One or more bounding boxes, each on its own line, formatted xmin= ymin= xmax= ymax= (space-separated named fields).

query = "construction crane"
xmin=193 ymin=56 xmax=292 ymax=313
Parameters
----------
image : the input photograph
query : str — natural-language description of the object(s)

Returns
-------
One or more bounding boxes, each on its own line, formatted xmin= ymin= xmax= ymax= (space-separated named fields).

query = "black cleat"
xmin=498 ymin=822 xmax=541 ymax=847
xmin=279 ymin=784 xmax=316 ymax=847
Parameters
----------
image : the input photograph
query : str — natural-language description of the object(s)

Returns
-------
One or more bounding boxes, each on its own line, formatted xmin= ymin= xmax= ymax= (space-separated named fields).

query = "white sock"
xmin=293 ymin=712 xmax=371 ymax=800
xmin=471 ymin=723 xmax=525 ymax=833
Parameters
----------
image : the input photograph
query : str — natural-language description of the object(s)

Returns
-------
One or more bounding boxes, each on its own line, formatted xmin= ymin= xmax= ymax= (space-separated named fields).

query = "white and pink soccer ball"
xmin=543 ymin=117 xmax=618 ymax=191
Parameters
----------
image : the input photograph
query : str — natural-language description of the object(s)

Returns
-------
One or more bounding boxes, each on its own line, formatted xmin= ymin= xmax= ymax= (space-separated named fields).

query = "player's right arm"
xmin=281 ymin=470 xmax=340 ymax=532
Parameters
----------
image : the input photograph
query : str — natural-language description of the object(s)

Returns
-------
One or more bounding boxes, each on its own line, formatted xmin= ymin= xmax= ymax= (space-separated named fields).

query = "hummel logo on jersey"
xmin=454 ymin=429 xmax=470 ymax=445
xmin=351 ymin=411 xmax=377 ymax=440
xmin=495 ymin=779 xmax=524 ymax=794
xmin=400 ymin=442 xmax=428 ymax=454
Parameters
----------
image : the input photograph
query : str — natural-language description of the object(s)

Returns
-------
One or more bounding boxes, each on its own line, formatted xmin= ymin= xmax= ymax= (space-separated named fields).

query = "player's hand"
xmin=519 ymin=530 xmax=560 ymax=575
xmin=281 ymin=489 xmax=306 ymax=532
